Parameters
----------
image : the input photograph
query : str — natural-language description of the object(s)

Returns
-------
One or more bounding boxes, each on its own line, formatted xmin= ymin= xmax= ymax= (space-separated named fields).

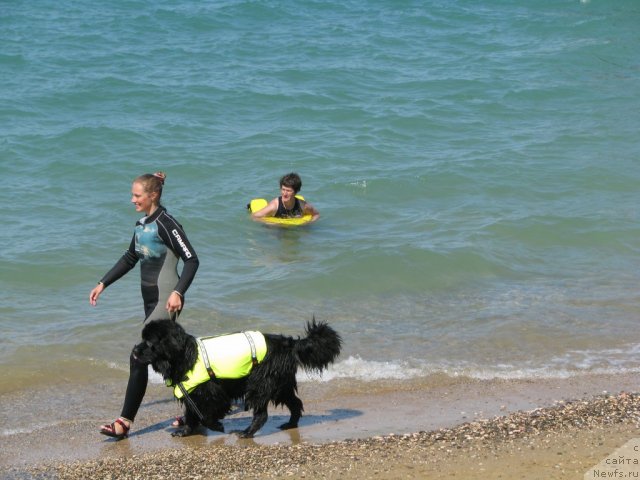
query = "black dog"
xmin=134 ymin=318 xmax=341 ymax=438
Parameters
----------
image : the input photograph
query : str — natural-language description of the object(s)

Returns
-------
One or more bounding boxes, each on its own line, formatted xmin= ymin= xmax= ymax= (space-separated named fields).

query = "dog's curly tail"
xmin=294 ymin=317 xmax=342 ymax=372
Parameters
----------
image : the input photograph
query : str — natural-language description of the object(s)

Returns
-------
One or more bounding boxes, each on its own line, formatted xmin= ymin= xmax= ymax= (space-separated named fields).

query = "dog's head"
xmin=133 ymin=319 xmax=195 ymax=378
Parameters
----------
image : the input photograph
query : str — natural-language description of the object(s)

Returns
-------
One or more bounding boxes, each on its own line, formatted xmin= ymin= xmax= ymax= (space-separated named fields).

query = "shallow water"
xmin=2 ymin=0 xmax=640 ymax=435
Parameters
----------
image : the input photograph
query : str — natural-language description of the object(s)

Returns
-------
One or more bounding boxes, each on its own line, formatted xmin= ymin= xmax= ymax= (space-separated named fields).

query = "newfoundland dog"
xmin=134 ymin=318 xmax=341 ymax=438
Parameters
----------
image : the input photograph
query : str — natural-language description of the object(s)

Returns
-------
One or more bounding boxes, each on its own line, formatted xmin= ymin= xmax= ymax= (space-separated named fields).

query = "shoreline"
xmin=2 ymin=372 xmax=640 ymax=478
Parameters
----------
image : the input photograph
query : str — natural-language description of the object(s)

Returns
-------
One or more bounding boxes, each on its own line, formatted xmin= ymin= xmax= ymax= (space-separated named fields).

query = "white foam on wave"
xmin=89 ymin=357 xmax=127 ymax=373
xmin=143 ymin=345 xmax=640 ymax=385
xmin=297 ymin=349 xmax=640 ymax=383
xmin=298 ymin=355 xmax=426 ymax=382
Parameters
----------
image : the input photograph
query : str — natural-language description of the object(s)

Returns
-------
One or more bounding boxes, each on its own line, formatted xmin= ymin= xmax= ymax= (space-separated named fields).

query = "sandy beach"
xmin=2 ymin=372 xmax=640 ymax=479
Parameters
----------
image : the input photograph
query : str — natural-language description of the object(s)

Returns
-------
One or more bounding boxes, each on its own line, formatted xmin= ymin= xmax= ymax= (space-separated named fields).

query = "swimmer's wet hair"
xmin=279 ymin=172 xmax=302 ymax=193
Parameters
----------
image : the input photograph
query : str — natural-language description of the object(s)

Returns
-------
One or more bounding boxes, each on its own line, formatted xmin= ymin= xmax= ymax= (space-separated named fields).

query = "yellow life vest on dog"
xmin=167 ymin=331 xmax=267 ymax=399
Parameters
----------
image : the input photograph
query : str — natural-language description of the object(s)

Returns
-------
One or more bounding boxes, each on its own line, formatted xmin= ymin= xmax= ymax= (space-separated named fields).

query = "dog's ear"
xmin=164 ymin=332 xmax=186 ymax=353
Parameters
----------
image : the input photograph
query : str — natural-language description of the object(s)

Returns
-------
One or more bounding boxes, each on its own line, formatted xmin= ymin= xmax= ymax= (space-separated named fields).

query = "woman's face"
xmin=280 ymin=185 xmax=295 ymax=203
xmin=131 ymin=182 xmax=157 ymax=214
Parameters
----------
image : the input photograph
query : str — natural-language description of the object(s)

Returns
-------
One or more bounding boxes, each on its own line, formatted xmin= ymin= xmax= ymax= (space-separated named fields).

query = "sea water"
xmin=1 ymin=0 xmax=640 ymax=430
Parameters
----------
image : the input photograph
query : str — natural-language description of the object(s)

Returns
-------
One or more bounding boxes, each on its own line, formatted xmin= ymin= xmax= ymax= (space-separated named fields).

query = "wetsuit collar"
xmin=139 ymin=205 xmax=166 ymax=225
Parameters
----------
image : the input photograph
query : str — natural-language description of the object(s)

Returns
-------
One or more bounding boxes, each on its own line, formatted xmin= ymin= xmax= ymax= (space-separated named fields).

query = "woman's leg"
xmin=120 ymin=349 xmax=149 ymax=421
xmin=100 ymin=348 xmax=149 ymax=437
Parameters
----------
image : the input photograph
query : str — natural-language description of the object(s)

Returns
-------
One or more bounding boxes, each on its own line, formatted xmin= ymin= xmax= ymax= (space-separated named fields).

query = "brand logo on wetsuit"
xmin=172 ymin=229 xmax=193 ymax=258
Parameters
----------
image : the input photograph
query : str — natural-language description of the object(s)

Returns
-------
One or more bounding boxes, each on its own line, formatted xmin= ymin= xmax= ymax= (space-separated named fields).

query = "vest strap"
xmin=177 ymin=382 xmax=204 ymax=422
xmin=243 ymin=331 xmax=258 ymax=366
xmin=196 ymin=338 xmax=216 ymax=378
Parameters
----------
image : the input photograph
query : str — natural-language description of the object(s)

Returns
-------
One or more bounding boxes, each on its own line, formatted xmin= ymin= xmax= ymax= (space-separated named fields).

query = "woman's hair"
xmin=279 ymin=172 xmax=302 ymax=193
xmin=135 ymin=171 xmax=166 ymax=202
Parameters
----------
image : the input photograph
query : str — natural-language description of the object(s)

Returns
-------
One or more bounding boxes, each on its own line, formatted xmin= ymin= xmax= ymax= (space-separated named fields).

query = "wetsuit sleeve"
xmin=99 ymin=235 xmax=139 ymax=287
xmin=156 ymin=215 xmax=199 ymax=296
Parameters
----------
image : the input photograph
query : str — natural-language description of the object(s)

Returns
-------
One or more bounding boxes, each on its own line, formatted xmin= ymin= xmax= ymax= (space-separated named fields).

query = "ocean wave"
xmin=293 ymin=352 xmax=640 ymax=383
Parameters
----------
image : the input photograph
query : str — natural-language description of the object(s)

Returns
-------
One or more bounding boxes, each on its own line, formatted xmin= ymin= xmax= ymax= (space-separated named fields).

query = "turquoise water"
xmin=2 ymin=0 xmax=640 ymax=414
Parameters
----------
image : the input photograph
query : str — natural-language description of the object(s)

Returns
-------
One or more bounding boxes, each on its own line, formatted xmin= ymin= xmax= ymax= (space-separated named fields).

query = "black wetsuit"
xmin=275 ymin=196 xmax=304 ymax=218
xmin=100 ymin=206 xmax=199 ymax=421
xmin=100 ymin=206 xmax=198 ymax=320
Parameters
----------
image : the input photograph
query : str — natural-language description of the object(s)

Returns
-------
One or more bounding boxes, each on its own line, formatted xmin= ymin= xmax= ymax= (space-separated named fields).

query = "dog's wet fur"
xmin=134 ymin=318 xmax=342 ymax=438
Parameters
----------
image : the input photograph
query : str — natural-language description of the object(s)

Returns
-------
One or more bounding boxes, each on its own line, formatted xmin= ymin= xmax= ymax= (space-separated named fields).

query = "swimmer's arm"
xmin=251 ymin=197 xmax=279 ymax=220
xmin=303 ymin=202 xmax=320 ymax=223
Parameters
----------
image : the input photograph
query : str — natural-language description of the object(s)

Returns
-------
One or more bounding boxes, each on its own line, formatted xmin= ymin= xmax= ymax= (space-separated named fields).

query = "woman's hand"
xmin=166 ymin=291 xmax=183 ymax=313
xmin=89 ymin=282 xmax=105 ymax=306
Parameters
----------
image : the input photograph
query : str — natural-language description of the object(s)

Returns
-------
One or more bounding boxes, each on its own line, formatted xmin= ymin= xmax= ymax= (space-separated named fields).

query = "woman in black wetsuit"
xmin=89 ymin=171 xmax=199 ymax=439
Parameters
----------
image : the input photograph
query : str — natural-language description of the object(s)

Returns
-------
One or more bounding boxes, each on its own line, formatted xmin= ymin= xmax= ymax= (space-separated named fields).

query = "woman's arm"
xmin=303 ymin=201 xmax=320 ymax=222
xmin=251 ymin=197 xmax=279 ymax=220
xmin=89 ymin=236 xmax=138 ymax=306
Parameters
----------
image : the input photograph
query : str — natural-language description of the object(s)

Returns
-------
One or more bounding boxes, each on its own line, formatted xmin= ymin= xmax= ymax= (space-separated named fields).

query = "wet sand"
xmin=2 ymin=373 xmax=640 ymax=479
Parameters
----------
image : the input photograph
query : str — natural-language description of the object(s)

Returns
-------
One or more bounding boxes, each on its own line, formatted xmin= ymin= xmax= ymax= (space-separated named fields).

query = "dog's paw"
xmin=171 ymin=427 xmax=193 ymax=437
xmin=205 ymin=421 xmax=224 ymax=433
xmin=236 ymin=429 xmax=255 ymax=439
xmin=278 ymin=421 xmax=298 ymax=431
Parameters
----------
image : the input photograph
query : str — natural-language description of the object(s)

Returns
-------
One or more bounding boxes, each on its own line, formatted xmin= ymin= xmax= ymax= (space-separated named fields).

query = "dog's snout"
xmin=131 ymin=341 xmax=147 ymax=359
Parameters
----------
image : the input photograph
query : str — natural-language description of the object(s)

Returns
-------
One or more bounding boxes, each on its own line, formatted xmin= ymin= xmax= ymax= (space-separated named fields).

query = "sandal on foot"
xmin=171 ymin=416 xmax=185 ymax=427
xmin=100 ymin=417 xmax=130 ymax=439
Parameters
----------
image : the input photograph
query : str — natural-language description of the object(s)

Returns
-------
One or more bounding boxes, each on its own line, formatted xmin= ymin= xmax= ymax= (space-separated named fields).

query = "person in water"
xmin=251 ymin=172 xmax=320 ymax=223
xmin=89 ymin=171 xmax=199 ymax=439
